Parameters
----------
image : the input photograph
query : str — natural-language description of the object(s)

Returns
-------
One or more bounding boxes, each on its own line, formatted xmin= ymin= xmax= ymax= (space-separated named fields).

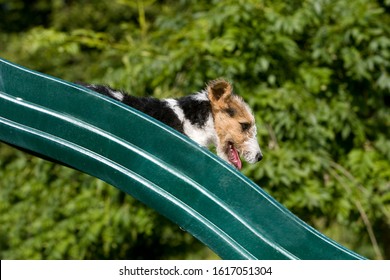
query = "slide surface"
xmin=0 ymin=58 xmax=365 ymax=260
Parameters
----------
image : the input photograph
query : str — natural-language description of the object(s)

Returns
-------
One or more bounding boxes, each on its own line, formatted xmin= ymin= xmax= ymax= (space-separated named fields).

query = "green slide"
xmin=0 ymin=58 xmax=365 ymax=260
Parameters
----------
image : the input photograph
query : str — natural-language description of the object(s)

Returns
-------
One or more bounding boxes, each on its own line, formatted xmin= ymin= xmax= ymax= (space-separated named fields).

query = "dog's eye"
xmin=240 ymin=122 xmax=251 ymax=131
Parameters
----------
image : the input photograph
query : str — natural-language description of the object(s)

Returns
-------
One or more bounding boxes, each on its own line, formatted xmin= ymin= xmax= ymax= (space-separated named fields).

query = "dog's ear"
xmin=207 ymin=79 xmax=233 ymax=104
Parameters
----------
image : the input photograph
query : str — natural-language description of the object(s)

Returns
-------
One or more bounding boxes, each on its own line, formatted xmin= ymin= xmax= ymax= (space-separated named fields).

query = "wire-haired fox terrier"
xmin=81 ymin=79 xmax=262 ymax=170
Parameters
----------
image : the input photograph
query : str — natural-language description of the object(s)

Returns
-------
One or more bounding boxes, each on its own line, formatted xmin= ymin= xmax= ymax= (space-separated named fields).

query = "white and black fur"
xmin=82 ymin=84 xmax=217 ymax=147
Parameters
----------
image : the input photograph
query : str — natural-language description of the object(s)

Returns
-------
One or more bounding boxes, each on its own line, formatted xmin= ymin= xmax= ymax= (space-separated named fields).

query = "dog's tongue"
xmin=228 ymin=144 xmax=242 ymax=170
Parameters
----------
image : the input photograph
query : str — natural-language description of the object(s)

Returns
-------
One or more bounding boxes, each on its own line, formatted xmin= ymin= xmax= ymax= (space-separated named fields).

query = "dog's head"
xmin=207 ymin=79 xmax=262 ymax=169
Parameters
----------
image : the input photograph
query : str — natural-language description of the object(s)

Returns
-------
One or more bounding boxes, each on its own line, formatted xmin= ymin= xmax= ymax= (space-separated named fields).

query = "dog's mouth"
xmin=227 ymin=142 xmax=242 ymax=170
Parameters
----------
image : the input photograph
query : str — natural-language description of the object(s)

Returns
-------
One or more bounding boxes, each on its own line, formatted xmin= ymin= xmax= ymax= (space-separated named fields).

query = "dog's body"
xmin=81 ymin=79 xmax=262 ymax=169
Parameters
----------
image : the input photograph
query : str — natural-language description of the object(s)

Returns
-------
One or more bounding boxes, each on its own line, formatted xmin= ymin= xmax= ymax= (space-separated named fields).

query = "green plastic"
xmin=0 ymin=58 xmax=365 ymax=260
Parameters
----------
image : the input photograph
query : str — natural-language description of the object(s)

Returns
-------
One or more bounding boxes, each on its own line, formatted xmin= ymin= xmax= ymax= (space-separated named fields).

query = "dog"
xmin=80 ymin=79 xmax=262 ymax=169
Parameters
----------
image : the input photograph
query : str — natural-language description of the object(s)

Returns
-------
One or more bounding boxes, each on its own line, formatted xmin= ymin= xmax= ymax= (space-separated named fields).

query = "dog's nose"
xmin=256 ymin=152 xmax=263 ymax=162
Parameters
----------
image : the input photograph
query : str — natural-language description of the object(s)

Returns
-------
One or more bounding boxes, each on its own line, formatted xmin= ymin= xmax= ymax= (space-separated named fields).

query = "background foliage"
xmin=1 ymin=0 xmax=389 ymax=259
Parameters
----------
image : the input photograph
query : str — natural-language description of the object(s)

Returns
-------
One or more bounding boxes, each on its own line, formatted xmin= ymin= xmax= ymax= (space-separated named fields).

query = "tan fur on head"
xmin=207 ymin=79 xmax=262 ymax=169
xmin=207 ymin=79 xmax=233 ymax=104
